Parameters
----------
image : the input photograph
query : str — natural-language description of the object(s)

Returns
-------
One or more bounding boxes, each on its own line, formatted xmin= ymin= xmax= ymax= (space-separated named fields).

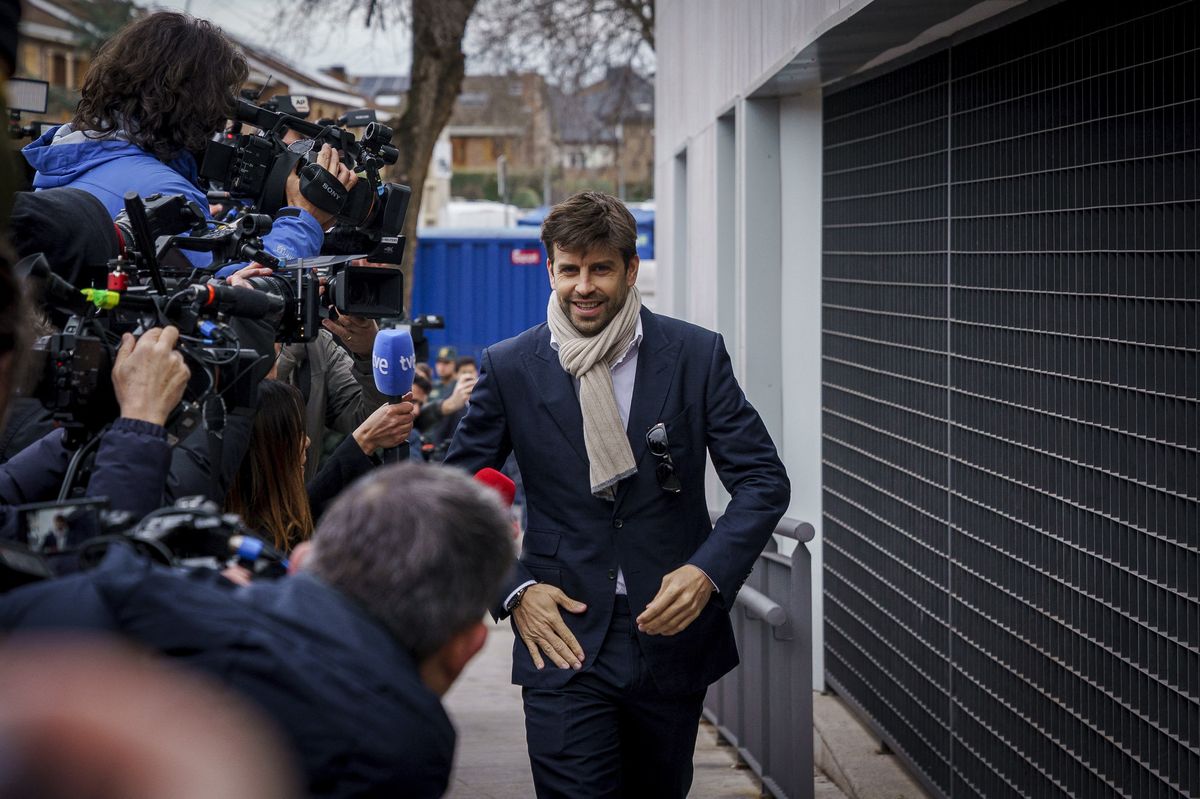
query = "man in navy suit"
xmin=445 ymin=192 xmax=790 ymax=797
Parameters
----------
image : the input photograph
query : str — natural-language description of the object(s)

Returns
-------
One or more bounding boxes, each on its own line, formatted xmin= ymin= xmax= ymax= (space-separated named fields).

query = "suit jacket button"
xmin=613 ymin=519 xmax=624 ymax=529
xmin=608 ymin=569 xmax=617 ymax=580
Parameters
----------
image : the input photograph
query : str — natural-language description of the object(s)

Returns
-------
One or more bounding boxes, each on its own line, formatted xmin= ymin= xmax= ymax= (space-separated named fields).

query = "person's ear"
xmin=420 ymin=621 xmax=487 ymax=696
xmin=445 ymin=621 xmax=487 ymax=677
xmin=288 ymin=542 xmax=314 ymax=575
xmin=625 ymin=254 xmax=640 ymax=287
xmin=546 ymin=257 xmax=555 ymax=289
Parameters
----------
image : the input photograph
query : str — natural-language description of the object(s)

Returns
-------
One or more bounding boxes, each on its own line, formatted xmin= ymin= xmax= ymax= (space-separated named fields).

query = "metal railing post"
xmin=704 ymin=513 xmax=816 ymax=799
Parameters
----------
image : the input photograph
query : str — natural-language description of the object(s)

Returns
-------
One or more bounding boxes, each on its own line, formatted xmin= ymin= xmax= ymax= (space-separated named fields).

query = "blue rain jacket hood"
xmin=21 ymin=124 xmax=323 ymax=267
xmin=22 ymin=125 xmax=206 ymax=216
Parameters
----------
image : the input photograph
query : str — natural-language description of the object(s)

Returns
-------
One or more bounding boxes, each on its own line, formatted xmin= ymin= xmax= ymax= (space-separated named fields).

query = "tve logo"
xmin=372 ymin=353 xmax=417 ymax=375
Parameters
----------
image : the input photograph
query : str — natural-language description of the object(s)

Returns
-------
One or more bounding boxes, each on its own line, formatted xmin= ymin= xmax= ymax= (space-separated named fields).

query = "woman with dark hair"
xmin=226 ymin=381 xmax=314 ymax=551
xmin=20 ymin=12 xmax=353 ymax=264
xmin=226 ymin=380 xmax=406 ymax=552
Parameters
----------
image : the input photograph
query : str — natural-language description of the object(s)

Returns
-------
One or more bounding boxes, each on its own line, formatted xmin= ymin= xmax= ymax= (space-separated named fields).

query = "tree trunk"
xmin=390 ymin=0 xmax=477 ymax=317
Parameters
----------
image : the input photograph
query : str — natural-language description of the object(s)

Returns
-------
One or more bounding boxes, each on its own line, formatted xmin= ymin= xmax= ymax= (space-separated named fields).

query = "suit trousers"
xmin=521 ymin=595 xmax=707 ymax=799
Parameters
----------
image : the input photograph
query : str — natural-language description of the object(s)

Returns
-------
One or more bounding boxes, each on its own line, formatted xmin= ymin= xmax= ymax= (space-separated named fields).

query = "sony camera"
xmin=200 ymin=98 xmax=412 ymax=265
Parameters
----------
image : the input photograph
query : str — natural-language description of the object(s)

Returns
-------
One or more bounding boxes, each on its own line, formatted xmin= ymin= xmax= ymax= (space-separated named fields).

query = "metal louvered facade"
xmin=821 ymin=2 xmax=1199 ymax=798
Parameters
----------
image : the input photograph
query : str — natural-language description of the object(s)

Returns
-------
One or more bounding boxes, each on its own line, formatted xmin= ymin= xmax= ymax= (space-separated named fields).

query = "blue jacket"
xmin=22 ymin=125 xmax=324 ymax=267
xmin=444 ymin=308 xmax=790 ymax=695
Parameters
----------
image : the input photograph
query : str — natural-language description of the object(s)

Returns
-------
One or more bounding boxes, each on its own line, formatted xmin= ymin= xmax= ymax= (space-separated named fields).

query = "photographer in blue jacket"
xmin=20 ymin=11 xmax=355 ymax=268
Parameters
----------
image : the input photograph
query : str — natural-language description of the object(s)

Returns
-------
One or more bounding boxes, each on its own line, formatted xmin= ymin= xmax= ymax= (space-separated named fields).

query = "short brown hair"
xmin=541 ymin=191 xmax=638 ymax=267
xmin=73 ymin=12 xmax=248 ymax=162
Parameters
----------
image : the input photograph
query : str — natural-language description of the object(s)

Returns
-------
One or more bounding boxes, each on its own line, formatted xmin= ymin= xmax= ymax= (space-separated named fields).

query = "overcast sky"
xmin=150 ymin=0 xmax=412 ymax=76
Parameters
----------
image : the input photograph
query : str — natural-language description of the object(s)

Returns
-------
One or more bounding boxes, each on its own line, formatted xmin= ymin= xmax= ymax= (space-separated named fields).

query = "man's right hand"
xmin=285 ymin=144 xmax=358 ymax=229
xmin=224 ymin=262 xmax=274 ymax=289
xmin=512 ymin=583 xmax=587 ymax=670
xmin=440 ymin=373 xmax=477 ymax=415
xmin=112 ymin=327 xmax=190 ymax=426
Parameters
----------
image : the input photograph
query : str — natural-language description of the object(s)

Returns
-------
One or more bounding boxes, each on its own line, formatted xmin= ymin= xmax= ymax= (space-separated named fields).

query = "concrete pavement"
xmin=812 ymin=693 xmax=928 ymax=799
xmin=443 ymin=619 xmax=851 ymax=799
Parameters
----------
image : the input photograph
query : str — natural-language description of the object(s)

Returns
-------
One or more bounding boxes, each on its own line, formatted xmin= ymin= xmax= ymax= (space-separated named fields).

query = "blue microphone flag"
xmin=371 ymin=328 xmax=416 ymax=398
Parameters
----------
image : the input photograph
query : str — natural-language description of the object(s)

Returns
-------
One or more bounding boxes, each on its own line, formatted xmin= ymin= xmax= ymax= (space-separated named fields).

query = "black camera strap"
xmin=298 ymin=163 xmax=348 ymax=216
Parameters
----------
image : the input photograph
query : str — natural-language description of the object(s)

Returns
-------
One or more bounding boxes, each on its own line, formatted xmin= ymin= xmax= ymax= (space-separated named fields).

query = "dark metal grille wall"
xmin=820 ymin=2 xmax=1199 ymax=798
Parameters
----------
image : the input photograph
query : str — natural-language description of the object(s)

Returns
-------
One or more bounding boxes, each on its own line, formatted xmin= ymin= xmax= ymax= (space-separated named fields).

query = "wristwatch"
xmin=507 ymin=584 xmax=533 ymax=612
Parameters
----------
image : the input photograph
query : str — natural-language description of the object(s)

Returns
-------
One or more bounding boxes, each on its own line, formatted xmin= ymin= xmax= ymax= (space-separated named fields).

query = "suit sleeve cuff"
xmin=694 ymin=566 xmax=719 ymax=593
xmin=503 ymin=580 xmax=537 ymax=611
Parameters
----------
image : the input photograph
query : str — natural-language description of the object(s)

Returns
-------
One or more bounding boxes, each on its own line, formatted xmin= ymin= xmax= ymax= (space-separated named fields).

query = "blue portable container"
xmin=411 ymin=228 xmax=550 ymax=364
xmin=516 ymin=204 xmax=655 ymax=259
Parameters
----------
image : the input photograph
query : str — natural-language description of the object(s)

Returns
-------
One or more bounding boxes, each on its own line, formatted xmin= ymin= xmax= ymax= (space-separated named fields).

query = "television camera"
xmin=0 ymin=496 xmax=290 ymax=594
xmin=201 ymin=97 xmax=412 ymax=266
xmin=15 ymin=190 xmax=285 ymax=450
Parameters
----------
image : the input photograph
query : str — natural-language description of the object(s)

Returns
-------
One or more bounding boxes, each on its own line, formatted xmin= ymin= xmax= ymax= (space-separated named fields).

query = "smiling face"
xmin=547 ymin=244 xmax=640 ymax=336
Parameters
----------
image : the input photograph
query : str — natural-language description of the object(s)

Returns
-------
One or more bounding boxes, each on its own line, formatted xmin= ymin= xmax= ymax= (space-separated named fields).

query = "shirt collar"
xmin=550 ymin=313 xmax=643 ymax=364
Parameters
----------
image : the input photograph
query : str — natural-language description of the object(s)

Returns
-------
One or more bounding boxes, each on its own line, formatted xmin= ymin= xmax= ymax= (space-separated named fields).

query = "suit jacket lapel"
xmin=624 ymin=309 xmax=682 ymax=468
xmin=523 ymin=328 xmax=589 ymax=466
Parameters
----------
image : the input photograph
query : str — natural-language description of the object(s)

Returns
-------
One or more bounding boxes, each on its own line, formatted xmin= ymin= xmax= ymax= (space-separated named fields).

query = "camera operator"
xmin=19 ymin=12 xmax=354 ymax=268
xmin=228 ymin=261 xmax=411 ymax=478
xmin=1 ymin=463 xmax=516 ymax=798
xmin=0 ymin=279 xmax=191 ymax=534
xmin=0 ymin=8 xmax=196 ymax=533
xmin=3 ymin=186 xmax=280 ymax=505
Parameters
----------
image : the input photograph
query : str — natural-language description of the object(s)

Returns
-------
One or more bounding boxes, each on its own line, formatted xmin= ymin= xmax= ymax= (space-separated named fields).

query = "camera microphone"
xmin=372 ymin=328 xmax=417 ymax=462
xmin=186 ymin=283 xmax=285 ymax=319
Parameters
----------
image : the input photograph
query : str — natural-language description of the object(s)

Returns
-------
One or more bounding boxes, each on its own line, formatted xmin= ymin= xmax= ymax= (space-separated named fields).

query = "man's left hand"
xmin=636 ymin=564 xmax=714 ymax=636
xmin=323 ymin=313 xmax=378 ymax=355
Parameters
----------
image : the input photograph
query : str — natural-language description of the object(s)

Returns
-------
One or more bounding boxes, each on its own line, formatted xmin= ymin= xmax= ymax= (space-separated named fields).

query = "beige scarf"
xmin=547 ymin=286 xmax=643 ymax=499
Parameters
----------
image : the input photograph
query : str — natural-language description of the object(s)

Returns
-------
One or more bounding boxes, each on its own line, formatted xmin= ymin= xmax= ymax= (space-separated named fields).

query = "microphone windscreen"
xmin=474 ymin=467 xmax=516 ymax=508
xmin=371 ymin=328 xmax=416 ymax=398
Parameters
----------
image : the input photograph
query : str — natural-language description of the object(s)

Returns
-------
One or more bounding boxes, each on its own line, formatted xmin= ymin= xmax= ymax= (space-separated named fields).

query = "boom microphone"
xmin=371 ymin=328 xmax=417 ymax=462
xmin=185 ymin=283 xmax=285 ymax=319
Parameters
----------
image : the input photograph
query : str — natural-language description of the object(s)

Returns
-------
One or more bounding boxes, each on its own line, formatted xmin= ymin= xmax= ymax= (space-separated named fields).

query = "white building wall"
xmin=657 ymin=0 xmax=873 ymax=690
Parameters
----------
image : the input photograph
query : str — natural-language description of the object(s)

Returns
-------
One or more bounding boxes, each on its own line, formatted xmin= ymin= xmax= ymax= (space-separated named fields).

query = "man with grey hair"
xmin=0 ymin=463 xmax=514 ymax=799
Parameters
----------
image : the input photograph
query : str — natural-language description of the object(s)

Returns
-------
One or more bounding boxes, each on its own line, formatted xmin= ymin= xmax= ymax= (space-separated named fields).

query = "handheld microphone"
xmin=371 ymin=328 xmax=417 ymax=462
xmin=474 ymin=468 xmax=516 ymax=508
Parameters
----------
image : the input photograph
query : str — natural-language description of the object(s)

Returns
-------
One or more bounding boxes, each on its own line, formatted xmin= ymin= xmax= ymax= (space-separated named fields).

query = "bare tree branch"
xmin=468 ymin=0 xmax=655 ymax=91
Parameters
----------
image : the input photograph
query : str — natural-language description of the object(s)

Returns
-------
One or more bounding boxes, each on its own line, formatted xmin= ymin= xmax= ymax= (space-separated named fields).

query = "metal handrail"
xmin=709 ymin=511 xmax=815 ymax=543
xmin=706 ymin=506 xmax=815 ymax=798
xmin=736 ymin=585 xmax=787 ymax=627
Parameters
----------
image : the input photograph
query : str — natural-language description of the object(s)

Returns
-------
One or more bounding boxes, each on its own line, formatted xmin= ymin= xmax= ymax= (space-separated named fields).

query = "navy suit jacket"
xmin=445 ymin=308 xmax=789 ymax=695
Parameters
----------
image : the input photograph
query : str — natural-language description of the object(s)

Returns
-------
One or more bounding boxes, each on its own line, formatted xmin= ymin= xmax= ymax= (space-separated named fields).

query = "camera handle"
xmin=297 ymin=162 xmax=348 ymax=216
